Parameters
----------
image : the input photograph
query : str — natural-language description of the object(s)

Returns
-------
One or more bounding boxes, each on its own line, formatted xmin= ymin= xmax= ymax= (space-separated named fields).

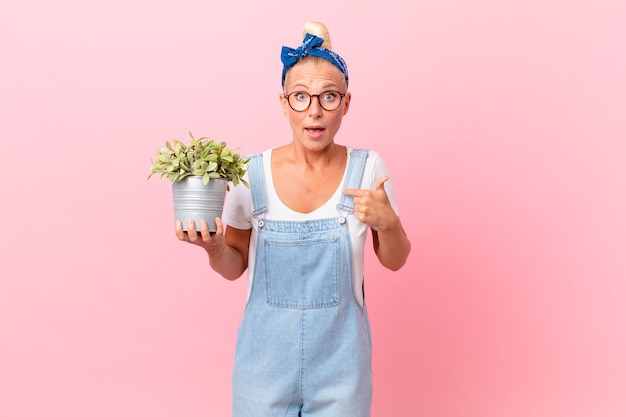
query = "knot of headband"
xmin=280 ymin=33 xmax=349 ymax=88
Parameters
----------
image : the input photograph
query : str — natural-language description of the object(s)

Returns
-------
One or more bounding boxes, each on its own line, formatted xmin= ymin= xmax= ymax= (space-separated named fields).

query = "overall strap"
xmin=337 ymin=148 xmax=369 ymax=213
xmin=246 ymin=153 xmax=268 ymax=217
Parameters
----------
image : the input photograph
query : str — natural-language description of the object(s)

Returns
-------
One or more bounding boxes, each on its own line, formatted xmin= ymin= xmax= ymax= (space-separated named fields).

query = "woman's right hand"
xmin=175 ymin=217 xmax=226 ymax=251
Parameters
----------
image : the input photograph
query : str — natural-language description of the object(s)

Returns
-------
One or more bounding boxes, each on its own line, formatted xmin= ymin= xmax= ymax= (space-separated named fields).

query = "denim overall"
xmin=232 ymin=149 xmax=372 ymax=417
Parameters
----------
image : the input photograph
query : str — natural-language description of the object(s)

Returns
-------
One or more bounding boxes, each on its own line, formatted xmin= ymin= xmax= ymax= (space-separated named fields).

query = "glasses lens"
xmin=288 ymin=92 xmax=311 ymax=111
xmin=319 ymin=91 xmax=341 ymax=111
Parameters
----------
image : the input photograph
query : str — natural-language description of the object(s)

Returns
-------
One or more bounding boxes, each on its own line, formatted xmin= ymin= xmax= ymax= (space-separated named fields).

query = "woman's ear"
xmin=279 ymin=92 xmax=289 ymax=117
xmin=342 ymin=92 xmax=351 ymax=116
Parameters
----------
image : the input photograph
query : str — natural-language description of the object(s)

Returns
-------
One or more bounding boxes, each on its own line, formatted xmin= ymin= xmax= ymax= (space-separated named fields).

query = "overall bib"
xmin=232 ymin=149 xmax=372 ymax=417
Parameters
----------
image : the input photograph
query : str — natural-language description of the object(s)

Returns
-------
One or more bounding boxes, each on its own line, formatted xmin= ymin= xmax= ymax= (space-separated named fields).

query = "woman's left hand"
xmin=342 ymin=176 xmax=399 ymax=231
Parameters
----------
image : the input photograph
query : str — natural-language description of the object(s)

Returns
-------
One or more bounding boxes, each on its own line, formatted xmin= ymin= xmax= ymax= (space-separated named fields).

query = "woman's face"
xmin=280 ymin=59 xmax=351 ymax=152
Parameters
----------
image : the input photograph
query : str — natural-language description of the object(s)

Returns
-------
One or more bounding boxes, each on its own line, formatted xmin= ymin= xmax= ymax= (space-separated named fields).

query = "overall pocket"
xmin=263 ymin=236 xmax=340 ymax=309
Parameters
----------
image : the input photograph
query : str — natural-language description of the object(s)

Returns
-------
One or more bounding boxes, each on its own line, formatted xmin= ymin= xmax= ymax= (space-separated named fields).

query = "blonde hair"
xmin=282 ymin=21 xmax=348 ymax=89
xmin=302 ymin=21 xmax=333 ymax=50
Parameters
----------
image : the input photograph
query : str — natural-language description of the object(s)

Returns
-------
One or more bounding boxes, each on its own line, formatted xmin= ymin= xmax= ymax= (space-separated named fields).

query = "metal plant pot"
xmin=172 ymin=176 xmax=228 ymax=233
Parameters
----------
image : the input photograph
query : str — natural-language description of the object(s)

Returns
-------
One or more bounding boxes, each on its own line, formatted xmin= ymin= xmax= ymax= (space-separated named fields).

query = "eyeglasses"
xmin=284 ymin=90 xmax=346 ymax=112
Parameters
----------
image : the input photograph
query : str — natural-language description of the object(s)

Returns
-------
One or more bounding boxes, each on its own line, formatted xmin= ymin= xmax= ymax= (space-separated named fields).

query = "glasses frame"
xmin=283 ymin=90 xmax=347 ymax=112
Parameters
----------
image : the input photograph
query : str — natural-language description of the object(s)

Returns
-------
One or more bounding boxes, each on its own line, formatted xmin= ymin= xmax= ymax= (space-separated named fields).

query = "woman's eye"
xmin=323 ymin=92 xmax=338 ymax=101
xmin=295 ymin=93 xmax=308 ymax=101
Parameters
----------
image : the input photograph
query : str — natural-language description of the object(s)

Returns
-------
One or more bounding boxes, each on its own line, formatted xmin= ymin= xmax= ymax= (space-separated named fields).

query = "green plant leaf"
xmin=206 ymin=161 xmax=218 ymax=172
xmin=149 ymin=132 xmax=249 ymax=187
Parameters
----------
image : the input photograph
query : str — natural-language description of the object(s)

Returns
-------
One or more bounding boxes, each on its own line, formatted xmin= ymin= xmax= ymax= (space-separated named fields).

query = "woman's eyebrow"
xmin=290 ymin=83 xmax=339 ymax=91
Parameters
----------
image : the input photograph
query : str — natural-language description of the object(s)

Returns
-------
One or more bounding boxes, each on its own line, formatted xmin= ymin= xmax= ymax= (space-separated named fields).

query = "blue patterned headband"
xmin=281 ymin=33 xmax=349 ymax=88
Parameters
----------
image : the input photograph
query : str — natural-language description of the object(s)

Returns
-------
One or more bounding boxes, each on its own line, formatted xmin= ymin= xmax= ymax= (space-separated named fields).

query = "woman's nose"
xmin=308 ymin=95 xmax=323 ymax=116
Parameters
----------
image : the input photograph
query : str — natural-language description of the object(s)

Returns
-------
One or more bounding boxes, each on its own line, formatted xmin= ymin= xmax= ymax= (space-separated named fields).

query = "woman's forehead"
xmin=285 ymin=60 xmax=346 ymax=90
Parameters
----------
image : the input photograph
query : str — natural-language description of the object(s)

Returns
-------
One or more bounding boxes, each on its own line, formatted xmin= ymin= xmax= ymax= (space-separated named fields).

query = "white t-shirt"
xmin=222 ymin=147 xmax=398 ymax=307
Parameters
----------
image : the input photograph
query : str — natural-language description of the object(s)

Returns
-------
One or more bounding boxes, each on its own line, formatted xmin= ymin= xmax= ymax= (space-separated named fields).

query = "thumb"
xmin=375 ymin=176 xmax=389 ymax=192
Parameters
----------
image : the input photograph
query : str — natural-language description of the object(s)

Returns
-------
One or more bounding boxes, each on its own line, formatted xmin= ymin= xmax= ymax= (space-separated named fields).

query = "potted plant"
xmin=149 ymin=131 xmax=249 ymax=233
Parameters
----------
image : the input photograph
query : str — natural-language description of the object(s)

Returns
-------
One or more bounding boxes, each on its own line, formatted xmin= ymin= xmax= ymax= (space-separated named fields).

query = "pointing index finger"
xmin=342 ymin=187 xmax=365 ymax=196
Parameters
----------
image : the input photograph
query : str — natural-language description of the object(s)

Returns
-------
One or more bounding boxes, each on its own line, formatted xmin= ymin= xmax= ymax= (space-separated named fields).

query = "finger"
xmin=214 ymin=217 xmax=225 ymax=235
xmin=175 ymin=220 xmax=187 ymax=240
xmin=187 ymin=219 xmax=199 ymax=241
xmin=375 ymin=176 xmax=389 ymax=192
xmin=342 ymin=188 xmax=368 ymax=197
xmin=199 ymin=220 xmax=211 ymax=241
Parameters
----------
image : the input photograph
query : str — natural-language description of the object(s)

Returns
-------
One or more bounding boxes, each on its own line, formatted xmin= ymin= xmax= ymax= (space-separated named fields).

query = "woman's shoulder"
xmin=345 ymin=145 xmax=381 ymax=158
xmin=244 ymin=148 xmax=272 ymax=158
xmin=345 ymin=146 xmax=385 ymax=169
xmin=344 ymin=146 xmax=390 ymax=188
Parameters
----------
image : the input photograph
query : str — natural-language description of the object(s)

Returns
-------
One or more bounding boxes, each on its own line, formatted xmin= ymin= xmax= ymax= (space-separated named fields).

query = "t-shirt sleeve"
xmin=365 ymin=150 xmax=399 ymax=215
xmin=221 ymin=173 xmax=253 ymax=230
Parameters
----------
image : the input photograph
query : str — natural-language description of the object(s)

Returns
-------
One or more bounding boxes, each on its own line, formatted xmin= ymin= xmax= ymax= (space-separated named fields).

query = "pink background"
xmin=1 ymin=1 xmax=625 ymax=416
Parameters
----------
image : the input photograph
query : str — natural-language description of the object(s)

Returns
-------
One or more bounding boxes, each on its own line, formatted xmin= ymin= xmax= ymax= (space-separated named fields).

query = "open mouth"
xmin=305 ymin=127 xmax=325 ymax=137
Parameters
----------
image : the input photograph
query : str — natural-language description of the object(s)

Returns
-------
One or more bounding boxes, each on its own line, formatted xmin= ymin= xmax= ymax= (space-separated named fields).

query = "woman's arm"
xmin=371 ymin=218 xmax=411 ymax=271
xmin=175 ymin=217 xmax=251 ymax=281
xmin=342 ymin=176 xmax=411 ymax=270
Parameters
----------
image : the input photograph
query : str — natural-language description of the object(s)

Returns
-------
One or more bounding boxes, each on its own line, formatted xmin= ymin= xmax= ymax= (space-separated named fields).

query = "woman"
xmin=176 ymin=21 xmax=411 ymax=417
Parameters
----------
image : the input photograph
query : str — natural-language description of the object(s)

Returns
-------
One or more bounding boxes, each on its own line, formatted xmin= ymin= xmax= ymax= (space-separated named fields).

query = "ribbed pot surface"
xmin=172 ymin=177 xmax=228 ymax=232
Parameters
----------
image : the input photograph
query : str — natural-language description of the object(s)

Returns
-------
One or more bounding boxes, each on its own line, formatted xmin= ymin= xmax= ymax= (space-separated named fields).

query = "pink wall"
xmin=1 ymin=1 xmax=625 ymax=416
